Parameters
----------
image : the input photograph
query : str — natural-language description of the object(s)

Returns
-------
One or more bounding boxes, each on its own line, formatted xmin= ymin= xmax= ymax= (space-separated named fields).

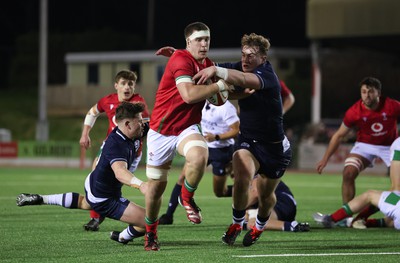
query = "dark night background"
xmin=0 ymin=0 xmax=308 ymax=88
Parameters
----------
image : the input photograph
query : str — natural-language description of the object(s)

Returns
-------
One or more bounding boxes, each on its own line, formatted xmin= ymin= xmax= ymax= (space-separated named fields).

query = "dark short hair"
xmin=115 ymin=101 xmax=144 ymax=122
xmin=359 ymin=77 xmax=381 ymax=92
xmin=114 ymin=70 xmax=138 ymax=83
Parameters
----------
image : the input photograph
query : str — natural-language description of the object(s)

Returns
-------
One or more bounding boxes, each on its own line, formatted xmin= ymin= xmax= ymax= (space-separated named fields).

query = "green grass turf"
xmin=0 ymin=167 xmax=399 ymax=263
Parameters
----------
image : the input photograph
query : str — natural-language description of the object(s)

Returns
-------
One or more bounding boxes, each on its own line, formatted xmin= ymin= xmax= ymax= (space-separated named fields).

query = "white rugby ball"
xmin=207 ymin=90 xmax=228 ymax=106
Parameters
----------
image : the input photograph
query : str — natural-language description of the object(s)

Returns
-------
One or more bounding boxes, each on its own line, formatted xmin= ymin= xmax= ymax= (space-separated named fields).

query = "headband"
xmin=187 ymin=30 xmax=210 ymax=41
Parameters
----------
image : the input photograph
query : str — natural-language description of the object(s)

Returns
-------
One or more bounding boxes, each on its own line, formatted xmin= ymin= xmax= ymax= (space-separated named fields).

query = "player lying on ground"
xmin=245 ymin=177 xmax=310 ymax=232
xmin=313 ymin=190 xmax=400 ymax=229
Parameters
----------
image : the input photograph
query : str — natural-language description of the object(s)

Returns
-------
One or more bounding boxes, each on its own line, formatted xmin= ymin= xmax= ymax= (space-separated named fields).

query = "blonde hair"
xmin=241 ymin=33 xmax=271 ymax=56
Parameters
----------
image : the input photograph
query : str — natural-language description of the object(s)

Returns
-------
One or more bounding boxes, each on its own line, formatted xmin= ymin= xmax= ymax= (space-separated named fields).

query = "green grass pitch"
xmin=0 ymin=167 xmax=399 ymax=263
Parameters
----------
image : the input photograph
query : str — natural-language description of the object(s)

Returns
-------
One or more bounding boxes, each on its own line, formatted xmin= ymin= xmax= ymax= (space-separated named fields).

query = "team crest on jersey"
xmin=134 ymin=140 xmax=140 ymax=151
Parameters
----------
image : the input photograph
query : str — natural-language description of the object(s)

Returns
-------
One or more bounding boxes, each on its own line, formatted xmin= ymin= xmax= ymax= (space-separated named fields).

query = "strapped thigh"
xmin=146 ymin=167 xmax=169 ymax=181
xmin=344 ymin=157 xmax=365 ymax=173
xmin=183 ymin=140 xmax=208 ymax=156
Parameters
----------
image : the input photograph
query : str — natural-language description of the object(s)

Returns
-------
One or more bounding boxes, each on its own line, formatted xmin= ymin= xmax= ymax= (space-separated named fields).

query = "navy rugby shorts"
xmin=235 ymin=134 xmax=292 ymax=179
xmin=85 ymin=192 xmax=129 ymax=220
xmin=208 ymin=145 xmax=234 ymax=176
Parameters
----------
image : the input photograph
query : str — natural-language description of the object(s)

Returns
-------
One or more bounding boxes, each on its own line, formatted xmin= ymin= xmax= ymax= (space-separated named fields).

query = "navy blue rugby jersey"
xmin=219 ymin=61 xmax=284 ymax=143
xmin=89 ymin=127 xmax=138 ymax=198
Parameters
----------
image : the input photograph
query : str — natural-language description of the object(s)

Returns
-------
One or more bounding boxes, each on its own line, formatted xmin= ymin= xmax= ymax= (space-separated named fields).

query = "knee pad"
xmin=183 ymin=140 xmax=208 ymax=156
xmin=344 ymin=157 xmax=364 ymax=173
xmin=146 ymin=167 xmax=169 ymax=181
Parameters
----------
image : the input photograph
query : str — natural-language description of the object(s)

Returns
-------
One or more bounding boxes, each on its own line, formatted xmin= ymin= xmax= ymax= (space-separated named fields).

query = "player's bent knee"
xmin=146 ymin=167 xmax=168 ymax=181
xmin=183 ymin=140 xmax=208 ymax=157
xmin=344 ymin=157 xmax=364 ymax=173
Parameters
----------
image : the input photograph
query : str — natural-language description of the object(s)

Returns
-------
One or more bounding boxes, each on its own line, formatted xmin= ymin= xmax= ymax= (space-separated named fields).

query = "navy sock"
xmin=166 ymin=183 xmax=182 ymax=217
xmin=283 ymin=221 xmax=292 ymax=231
xmin=232 ymin=207 xmax=246 ymax=225
xmin=128 ymin=225 xmax=145 ymax=238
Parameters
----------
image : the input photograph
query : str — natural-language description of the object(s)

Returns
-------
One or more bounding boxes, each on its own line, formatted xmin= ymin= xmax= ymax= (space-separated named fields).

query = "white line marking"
xmin=233 ymin=252 xmax=400 ymax=258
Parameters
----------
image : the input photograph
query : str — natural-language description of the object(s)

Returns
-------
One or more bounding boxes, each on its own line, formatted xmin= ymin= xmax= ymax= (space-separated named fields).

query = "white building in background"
xmin=45 ymin=48 xmax=309 ymax=114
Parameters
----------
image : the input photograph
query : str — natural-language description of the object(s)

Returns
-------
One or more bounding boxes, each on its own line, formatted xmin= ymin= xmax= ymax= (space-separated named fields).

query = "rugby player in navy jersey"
xmin=17 ymin=102 xmax=150 ymax=245
xmin=193 ymin=33 xmax=292 ymax=247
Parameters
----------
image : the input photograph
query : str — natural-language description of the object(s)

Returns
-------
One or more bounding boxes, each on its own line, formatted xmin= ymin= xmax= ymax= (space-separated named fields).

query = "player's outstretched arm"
xmin=316 ymin=123 xmax=350 ymax=174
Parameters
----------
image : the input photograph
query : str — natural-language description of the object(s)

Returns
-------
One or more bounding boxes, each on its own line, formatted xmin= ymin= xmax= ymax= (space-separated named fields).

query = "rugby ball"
xmin=207 ymin=90 xmax=228 ymax=106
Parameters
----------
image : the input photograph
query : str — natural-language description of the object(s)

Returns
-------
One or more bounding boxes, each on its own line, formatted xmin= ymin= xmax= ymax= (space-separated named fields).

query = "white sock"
xmin=43 ymin=193 xmax=75 ymax=207
xmin=42 ymin=194 xmax=63 ymax=206
xmin=120 ymin=227 xmax=134 ymax=242
xmin=290 ymin=221 xmax=299 ymax=231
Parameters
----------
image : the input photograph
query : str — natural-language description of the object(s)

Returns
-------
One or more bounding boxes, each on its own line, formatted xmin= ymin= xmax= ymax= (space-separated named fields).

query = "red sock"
xmin=181 ymin=184 xmax=194 ymax=200
xmin=145 ymin=220 xmax=159 ymax=233
xmin=365 ymin=218 xmax=386 ymax=227
xmin=90 ymin=210 xmax=101 ymax=219
xmin=353 ymin=205 xmax=379 ymax=221
xmin=331 ymin=204 xmax=353 ymax=222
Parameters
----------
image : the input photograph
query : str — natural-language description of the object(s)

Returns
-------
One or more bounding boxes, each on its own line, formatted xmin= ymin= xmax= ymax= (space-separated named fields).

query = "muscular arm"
xmin=194 ymin=66 xmax=261 ymax=90
xmin=177 ymin=80 xmax=232 ymax=104
xmin=111 ymin=161 xmax=146 ymax=194
xmin=224 ymin=68 xmax=261 ymax=90
xmin=316 ymin=123 xmax=351 ymax=174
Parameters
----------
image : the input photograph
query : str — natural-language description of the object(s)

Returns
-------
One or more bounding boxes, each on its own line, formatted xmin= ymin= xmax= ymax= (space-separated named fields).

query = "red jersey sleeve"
xmin=280 ymin=80 xmax=291 ymax=99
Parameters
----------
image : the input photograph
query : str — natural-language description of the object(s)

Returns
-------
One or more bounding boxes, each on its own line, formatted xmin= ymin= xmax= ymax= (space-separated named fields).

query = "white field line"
xmin=233 ymin=252 xmax=400 ymax=258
